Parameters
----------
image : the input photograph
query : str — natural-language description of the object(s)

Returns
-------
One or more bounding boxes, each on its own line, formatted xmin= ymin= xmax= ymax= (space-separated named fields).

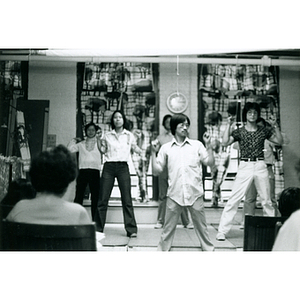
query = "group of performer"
xmin=67 ymin=100 xmax=284 ymax=250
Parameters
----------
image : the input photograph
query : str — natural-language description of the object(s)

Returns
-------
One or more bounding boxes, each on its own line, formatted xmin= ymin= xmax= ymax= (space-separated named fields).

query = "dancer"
xmin=241 ymin=117 xmax=282 ymax=226
xmin=152 ymin=113 xmax=214 ymax=251
xmin=154 ymin=114 xmax=193 ymax=229
xmin=68 ymin=122 xmax=102 ymax=222
xmin=97 ymin=110 xmax=142 ymax=238
xmin=216 ymin=102 xmax=283 ymax=241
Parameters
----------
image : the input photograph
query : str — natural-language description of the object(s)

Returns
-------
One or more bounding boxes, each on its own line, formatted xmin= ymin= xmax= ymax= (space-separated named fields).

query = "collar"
xmin=111 ymin=129 xmax=129 ymax=136
xmin=171 ymin=137 xmax=191 ymax=146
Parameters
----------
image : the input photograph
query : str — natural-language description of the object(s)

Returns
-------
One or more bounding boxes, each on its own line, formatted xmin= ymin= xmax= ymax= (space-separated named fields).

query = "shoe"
xmin=128 ymin=233 xmax=137 ymax=238
xmin=154 ymin=222 xmax=163 ymax=229
xmin=185 ymin=223 xmax=194 ymax=229
xmin=216 ymin=232 xmax=226 ymax=241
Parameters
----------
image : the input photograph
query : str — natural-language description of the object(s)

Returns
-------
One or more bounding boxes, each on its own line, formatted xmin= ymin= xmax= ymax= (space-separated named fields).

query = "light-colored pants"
xmin=218 ymin=160 xmax=275 ymax=235
xmin=157 ymin=168 xmax=192 ymax=226
xmin=243 ymin=165 xmax=280 ymax=217
xmin=157 ymin=196 xmax=214 ymax=251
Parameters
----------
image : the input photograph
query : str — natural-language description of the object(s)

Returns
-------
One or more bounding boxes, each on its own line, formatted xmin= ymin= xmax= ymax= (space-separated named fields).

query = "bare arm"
xmin=202 ymin=132 xmax=215 ymax=167
xmin=267 ymin=114 xmax=283 ymax=145
xmin=151 ymin=140 xmax=164 ymax=176
xmin=222 ymin=116 xmax=235 ymax=147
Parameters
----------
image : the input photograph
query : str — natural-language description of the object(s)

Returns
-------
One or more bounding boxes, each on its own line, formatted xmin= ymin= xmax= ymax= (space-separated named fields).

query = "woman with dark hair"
xmin=68 ymin=122 xmax=102 ymax=221
xmin=6 ymin=145 xmax=91 ymax=225
xmin=216 ymin=101 xmax=284 ymax=241
xmin=98 ymin=110 xmax=142 ymax=237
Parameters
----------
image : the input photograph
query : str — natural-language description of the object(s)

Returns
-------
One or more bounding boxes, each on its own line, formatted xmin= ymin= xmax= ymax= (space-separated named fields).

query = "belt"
xmin=240 ymin=157 xmax=264 ymax=162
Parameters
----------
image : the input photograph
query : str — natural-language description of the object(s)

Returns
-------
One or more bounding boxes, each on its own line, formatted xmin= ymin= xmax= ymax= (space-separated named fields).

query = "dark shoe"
xmin=185 ymin=223 xmax=194 ymax=229
xmin=128 ymin=233 xmax=137 ymax=238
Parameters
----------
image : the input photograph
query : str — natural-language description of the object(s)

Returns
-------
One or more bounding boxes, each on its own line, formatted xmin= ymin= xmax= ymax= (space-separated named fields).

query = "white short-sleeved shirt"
xmin=155 ymin=137 xmax=209 ymax=206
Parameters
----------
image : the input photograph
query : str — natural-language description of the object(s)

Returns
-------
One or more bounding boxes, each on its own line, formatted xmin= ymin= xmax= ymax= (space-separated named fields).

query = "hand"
xmin=268 ymin=114 xmax=277 ymax=127
xmin=227 ymin=115 xmax=235 ymax=126
xmin=74 ymin=137 xmax=82 ymax=143
xmin=151 ymin=139 xmax=160 ymax=153
xmin=203 ymin=132 xmax=211 ymax=145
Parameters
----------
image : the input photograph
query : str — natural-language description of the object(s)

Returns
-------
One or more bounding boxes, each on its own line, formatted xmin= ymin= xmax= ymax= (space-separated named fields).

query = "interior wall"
xmin=28 ymin=61 xmax=77 ymax=147
xmin=279 ymin=66 xmax=300 ymax=187
xmin=159 ymin=62 xmax=198 ymax=138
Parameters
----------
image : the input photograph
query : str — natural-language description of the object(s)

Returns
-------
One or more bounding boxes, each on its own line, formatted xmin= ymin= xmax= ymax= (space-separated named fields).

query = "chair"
xmin=243 ymin=215 xmax=287 ymax=251
xmin=1 ymin=220 xmax=97 ymax=251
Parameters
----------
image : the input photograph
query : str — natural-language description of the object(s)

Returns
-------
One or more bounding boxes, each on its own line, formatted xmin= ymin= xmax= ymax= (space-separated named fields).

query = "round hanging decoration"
xmin=166 ymin=92 xmax=188 ymax=113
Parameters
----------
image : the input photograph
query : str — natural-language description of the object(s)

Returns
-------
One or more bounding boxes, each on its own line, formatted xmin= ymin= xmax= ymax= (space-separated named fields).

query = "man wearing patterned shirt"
xmin=216 ymin=102 xmax=283 ymax=241
xmin=151 ymin=113 xmax=215 ymax=251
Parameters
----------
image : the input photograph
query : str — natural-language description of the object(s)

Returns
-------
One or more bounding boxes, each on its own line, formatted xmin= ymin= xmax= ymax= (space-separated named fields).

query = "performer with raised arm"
xmin=216 ymin=102 xmax=283 ymax=241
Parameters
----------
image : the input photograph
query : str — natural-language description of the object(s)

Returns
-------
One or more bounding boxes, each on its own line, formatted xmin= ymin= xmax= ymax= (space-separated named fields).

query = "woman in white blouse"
xmin=98 ymin=110 xmax=142 ymax=238
xmin=68 ymin=122 xmax=102 ymax=222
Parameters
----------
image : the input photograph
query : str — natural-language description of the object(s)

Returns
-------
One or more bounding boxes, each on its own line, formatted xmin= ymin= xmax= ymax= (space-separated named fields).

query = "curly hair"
xmin=84 ymin=122 xmax=99 ymax=135
xmin=242 ymin=102 xmax=261 ymax=123
xmin=29 ymin=145 xmax=77 ymax=196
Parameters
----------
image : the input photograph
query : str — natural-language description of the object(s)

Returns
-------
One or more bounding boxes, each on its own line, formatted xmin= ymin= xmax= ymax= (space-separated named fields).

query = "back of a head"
xmin=278 ymin=187 xmax=300 ymax=218
xmin=29 ymin=145 xmax=77 ymax=196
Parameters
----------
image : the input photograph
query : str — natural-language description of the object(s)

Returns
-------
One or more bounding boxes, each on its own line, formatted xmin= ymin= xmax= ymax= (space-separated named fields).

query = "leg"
xmin=116 ymin=163 xmax=137 ymax=236
xmin=97 ymin=163 xmax=116 ymax=232
xmin=243 ymin=182 xmax=257 ymax=216
xmin=74 ymin=169 xmax=88 ymax=206
xmin=188 ymin=197 xmax=214 ymax=251
xmin=268 ymin=165 xmax=280 ymax=216
xmin=253 ymin=161 xmax=275 ymax=216
xmin=218 ymin=161 xmax=254 ymax=237
xmin=88 ymin=169 xmax=100 ymax=221
xmin=156 ymin=168 xmax=168 ymax=226
xmin=157 ymin=197 xmax=182 ymax=251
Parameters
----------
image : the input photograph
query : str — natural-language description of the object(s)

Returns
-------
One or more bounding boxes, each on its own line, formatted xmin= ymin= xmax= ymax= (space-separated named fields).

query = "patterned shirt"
xmin=232 ymin=126 xmax=272 ymax=159
xmin=155 ymin=138 xmax=209 ymax=206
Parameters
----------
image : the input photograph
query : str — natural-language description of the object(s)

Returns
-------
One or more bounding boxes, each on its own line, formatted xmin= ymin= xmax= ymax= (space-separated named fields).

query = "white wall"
xmin=28 ymin=61 xmax=77 ymax=147
xmin=159 ymin=62 xmax=198 ymax=138
xmin=279 ymin=66 xmax=300 ymax=187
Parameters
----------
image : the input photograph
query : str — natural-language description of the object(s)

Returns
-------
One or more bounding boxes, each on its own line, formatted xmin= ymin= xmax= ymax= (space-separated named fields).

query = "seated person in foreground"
xmin=272 ymin=209 xmax=300 ymax=251
xmin=278 ymin=187 xmax=300 ymax=218
xmin=6 ymin=145 xmax=92 ymax=225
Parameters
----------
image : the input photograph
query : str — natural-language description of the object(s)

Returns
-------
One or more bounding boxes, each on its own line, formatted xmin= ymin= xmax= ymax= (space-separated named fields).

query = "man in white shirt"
xmin=151 ymin=113 xmax=215 ymax=251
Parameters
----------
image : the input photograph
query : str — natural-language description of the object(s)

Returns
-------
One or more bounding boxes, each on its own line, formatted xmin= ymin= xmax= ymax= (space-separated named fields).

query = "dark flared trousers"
xmin=97 ymin=162 xmax=137 ymax=236
xmin=74 ymin=168 xmax=100 ymax=221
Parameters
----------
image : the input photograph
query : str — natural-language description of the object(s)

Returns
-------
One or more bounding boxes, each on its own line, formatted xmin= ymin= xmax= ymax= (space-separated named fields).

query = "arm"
xmin=202 ymin=132 xmax=215 ymax=167
xmin=151 ymin=140 xmax=164 ymax=176
xmin=267 ymin=115 xmax=283 ymax=145
xmin=222 ymin=116 xmax=235 ymax=147
xmin=67 ymin=138 xmax=81 ymax=152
